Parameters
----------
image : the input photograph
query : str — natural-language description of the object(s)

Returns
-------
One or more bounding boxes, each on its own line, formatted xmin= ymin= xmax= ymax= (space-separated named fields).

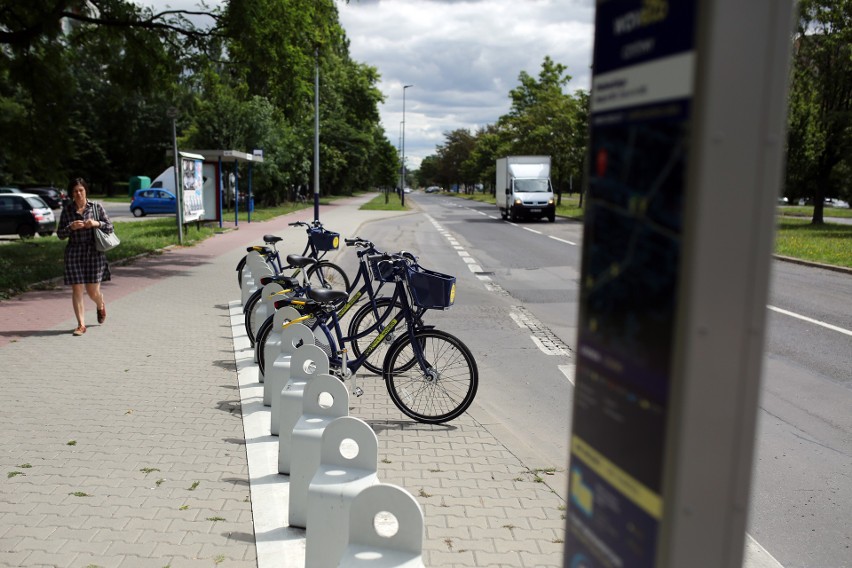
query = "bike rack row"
xmin=239 ymin=253 xmax=427 ymax=568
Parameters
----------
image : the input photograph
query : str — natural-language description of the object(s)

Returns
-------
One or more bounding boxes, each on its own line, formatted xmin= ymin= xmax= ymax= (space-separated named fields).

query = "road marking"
xmin=768 ymin=305 xmax=852 ymax=337
xmin=510 ymin=306 xmax=573 ymax=357
xmin=744 ymin=533 xmax=785 ymax=568
xmin=458 ymin=250 xmax=471 ymax=258
xmin=550 ymin=236 xmax=577 ymax=246
xmin=461 ymin=257 xmax=477 ymax=264
xmin=559 ymin=364 xmax=576 ymax=385
xmin=523 ymin=227 xmax=542 ymax=235
xmin=468 ymin=264 xmax=483 ymax=273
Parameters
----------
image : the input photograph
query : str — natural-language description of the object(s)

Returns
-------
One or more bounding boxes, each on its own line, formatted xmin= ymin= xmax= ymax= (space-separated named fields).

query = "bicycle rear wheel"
xmin=236 ymin=256 xmax=247 ymax=289
xmin=306 ymin=261 xmax=350 ymax=291
xmin=243 ymin=288 xmax=264 ymax=345
xmin=348 ymin=297 xmax=407 ymax=375
xmin=255 ymin=315 xmax=274 ymax=376
xmin=383 ymin=329 xmax=478 ymax=424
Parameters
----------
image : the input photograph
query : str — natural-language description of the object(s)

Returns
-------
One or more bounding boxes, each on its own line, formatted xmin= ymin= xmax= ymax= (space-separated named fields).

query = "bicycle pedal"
xmin=353 ymin=386 xmax=364 ymax=398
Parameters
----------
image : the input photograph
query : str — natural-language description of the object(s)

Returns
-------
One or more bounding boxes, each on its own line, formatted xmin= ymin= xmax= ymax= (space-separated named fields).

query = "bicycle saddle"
xmin=286 ymin=254 xmax=317 ymax=268
xmin=307 ymin=288 xmax=348 ymax=305
xmin=263 ymin=234 xmax=283 ymax=244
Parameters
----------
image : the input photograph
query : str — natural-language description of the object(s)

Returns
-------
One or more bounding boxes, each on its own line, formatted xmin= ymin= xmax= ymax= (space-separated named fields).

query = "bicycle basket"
xmin=310 ymin=228 xmax=340 ymax=251
xmin=406 ymin=265 xmax=456 ymax=309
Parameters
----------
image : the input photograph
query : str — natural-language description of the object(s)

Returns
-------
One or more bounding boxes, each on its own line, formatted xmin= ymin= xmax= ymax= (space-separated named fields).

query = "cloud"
xmin=338 ymin=0 xmax=594 ymax=168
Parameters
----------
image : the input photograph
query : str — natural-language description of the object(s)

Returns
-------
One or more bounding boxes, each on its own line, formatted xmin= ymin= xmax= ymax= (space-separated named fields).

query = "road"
xmin=336 ymin=192 xmax=850 ymax=568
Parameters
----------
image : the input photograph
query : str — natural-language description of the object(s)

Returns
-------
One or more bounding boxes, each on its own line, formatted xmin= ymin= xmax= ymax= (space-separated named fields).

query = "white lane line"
xmin=523 ymin=227 xmax=542 ymax=235
xmin=550 ymin=236 xmax=577 ymax=246
xmin=476 ymin=210 xmax=488 ymax=216
xmin=461 ymin=257 xmax=477 ymax=264
xmin=468 ymin=264 xmax=483 ymax=273
xmin=509 ymin=311 xmax=526 ymax=328
xmin=559 ymin=364 xmax=576 ymax=385
xmin=458 ymin=250 xmax=471 ymax=258
xmin=768 ymin=305 xmax=852 ymax=337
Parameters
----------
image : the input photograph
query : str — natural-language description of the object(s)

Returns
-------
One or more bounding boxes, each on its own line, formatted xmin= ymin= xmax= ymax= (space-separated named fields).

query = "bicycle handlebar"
xmin=288 ymin=220 xmax=324 ymax=228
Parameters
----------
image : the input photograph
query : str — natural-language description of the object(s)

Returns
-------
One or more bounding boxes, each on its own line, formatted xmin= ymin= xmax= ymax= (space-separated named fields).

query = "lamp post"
xmin=401 ymin=84 xmax=413 ymax=206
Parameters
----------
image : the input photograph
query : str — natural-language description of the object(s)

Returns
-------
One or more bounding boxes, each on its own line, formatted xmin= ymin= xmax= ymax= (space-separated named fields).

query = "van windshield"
xmin=513 ymin=179 xmax=550 ymax=193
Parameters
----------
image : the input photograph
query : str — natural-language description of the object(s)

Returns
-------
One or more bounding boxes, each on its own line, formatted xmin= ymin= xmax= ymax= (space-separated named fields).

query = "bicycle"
xmin=281 ymin=251 xmax=478 ymax=424
xmin=253 ymin=237 xmax=406 ymax=372
xmin=236 ymin=220 xmax=350 ymax=292
xmin=240 ymin=221 xmax=351 ymax=343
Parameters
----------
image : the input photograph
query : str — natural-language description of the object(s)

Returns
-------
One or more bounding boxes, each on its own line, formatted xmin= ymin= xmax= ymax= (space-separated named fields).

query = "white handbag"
xmin=91 ymin=202 xmax=120 ymax=252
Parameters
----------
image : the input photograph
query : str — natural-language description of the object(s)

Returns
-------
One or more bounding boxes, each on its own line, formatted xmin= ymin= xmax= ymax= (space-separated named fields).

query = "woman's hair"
xmin=67 ymin=177 xmax=89 ymax=195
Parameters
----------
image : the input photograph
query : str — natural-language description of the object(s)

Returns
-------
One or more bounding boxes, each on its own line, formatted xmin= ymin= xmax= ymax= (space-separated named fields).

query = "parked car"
xmin=0 ymin=193 xmax=56 ymax=238
xmin=0 ymin=186 xmax=23 ymax=194
xmin=424 ymin=186 xmax=441 ymax=193
xmin=25 ymin=187 xmax=67 ymax=209
xmin=825 ymin=198 xmax=850 ymax=209
xmin=130 ymin=188 xmax=177 ymax=217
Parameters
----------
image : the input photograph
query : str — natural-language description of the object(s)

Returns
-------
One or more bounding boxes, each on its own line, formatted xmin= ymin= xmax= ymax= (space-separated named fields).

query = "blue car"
xmin=130 ymin=189 xmax=176 ymax=217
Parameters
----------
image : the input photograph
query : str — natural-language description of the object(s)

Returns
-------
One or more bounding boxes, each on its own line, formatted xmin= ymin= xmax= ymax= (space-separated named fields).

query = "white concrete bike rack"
xmin=259 ymin=305 xmax=302 ymax=387
xmin=240 ymin=251 xmax=264 ymax=296
xmin=287 ymin=374 xmax=350 ymax=528
xmin=276 ymin=344 xmax=329 ymax=461
xmin=265 ymin=319 xmax=313 ymax=409
xmin=242 ymin=253 xmax=274 ymax=306
xmin=305 ymin=416 xmax=380 ymax=567
xmin=252 ymin=282 xmax=284 ymax=340
xmin=338 ymin=483 xmax=425 ymax=568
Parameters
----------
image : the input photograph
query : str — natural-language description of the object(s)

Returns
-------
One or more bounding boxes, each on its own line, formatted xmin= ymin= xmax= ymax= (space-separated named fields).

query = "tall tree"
xmin=785 ymin=0 xmax=852 ymax=223
xmin=498 ymin=56 xmax=587 ymax=195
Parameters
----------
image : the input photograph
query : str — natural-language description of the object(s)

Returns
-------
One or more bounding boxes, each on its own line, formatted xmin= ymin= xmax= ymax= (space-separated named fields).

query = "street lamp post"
xmin=401 ymin=84 xmax=413 ymax=206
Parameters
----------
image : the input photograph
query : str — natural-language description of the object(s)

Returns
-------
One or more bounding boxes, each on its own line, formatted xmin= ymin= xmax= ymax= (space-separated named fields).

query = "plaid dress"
xmin=57 ymin=201 xmax=113 ymax=285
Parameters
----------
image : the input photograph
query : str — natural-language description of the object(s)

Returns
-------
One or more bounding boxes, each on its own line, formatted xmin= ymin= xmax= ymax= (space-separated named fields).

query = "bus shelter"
xmin=182 ymin=149 xmax=264 ymax=227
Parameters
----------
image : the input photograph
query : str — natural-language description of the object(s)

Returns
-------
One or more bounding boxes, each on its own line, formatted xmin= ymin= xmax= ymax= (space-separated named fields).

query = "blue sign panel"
xmin=566 ymin=0 xmax=698 ymax=566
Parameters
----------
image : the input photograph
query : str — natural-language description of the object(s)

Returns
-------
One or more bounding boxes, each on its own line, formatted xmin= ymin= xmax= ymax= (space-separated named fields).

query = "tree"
xmin=498 ymin=56 xmax=588 ymax=196
xmin=435 ymin=128 xmax=476 ymax=192
xmin=785 ymin=0 xmax=852 ymax=223
xmin=0 ymin=0 xmax=221 ymax=48
xmin=0 ymin=0 xmax=191 ymax=189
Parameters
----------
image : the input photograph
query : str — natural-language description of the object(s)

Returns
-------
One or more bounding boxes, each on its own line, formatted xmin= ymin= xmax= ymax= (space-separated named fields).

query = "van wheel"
xmin=500 ymin=209 xmax=508 ymax=220
xmin=510 ymin=209 xmax=518 ymax=222
xmin=548 ymin=213 xmax=555 ymax=222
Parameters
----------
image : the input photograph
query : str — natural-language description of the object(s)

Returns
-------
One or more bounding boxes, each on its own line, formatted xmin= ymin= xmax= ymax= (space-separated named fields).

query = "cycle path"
xmin=0 ymin=193 xmax=779 ymax=568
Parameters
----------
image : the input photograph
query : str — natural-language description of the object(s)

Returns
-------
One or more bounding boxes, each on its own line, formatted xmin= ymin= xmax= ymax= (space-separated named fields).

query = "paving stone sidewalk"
xmin=0 ymin=194 xmax=567 ymax=568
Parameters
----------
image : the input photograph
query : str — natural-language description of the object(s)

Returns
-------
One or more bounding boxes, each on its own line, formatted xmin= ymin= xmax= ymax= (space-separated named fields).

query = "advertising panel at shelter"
xmin=181 ymin=156 xmax=204 ymax=223
xmin=565 ymin=1 xmax=698 ymax=566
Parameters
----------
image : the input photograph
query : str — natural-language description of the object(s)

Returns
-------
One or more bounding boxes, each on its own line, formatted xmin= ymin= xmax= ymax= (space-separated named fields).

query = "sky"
xmin=136 ymin=0 xmax=595 ymax=170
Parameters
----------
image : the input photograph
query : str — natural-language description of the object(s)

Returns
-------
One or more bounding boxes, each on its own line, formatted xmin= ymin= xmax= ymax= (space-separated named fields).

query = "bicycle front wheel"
xmin=383 ymin=329 xmax=478 ymax=424
xmin=306 ymin=261 xmax=350 ymax=291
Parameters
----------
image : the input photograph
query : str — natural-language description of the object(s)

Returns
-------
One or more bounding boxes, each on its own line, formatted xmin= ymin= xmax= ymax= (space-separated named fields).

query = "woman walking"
xmin=56 ymin=178 xmax=114 ymax=336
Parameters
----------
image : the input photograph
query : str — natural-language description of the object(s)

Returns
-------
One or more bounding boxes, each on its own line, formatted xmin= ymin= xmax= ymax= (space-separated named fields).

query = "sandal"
xmin=97 ymin=305 xmax=107 ymax=324
xmin=73 ymin=325 xmax=86 ymax=336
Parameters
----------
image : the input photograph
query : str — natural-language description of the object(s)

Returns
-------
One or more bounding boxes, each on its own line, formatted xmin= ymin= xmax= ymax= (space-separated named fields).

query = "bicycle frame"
xmin=289 ymin=272 xmax=427 ymax=381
